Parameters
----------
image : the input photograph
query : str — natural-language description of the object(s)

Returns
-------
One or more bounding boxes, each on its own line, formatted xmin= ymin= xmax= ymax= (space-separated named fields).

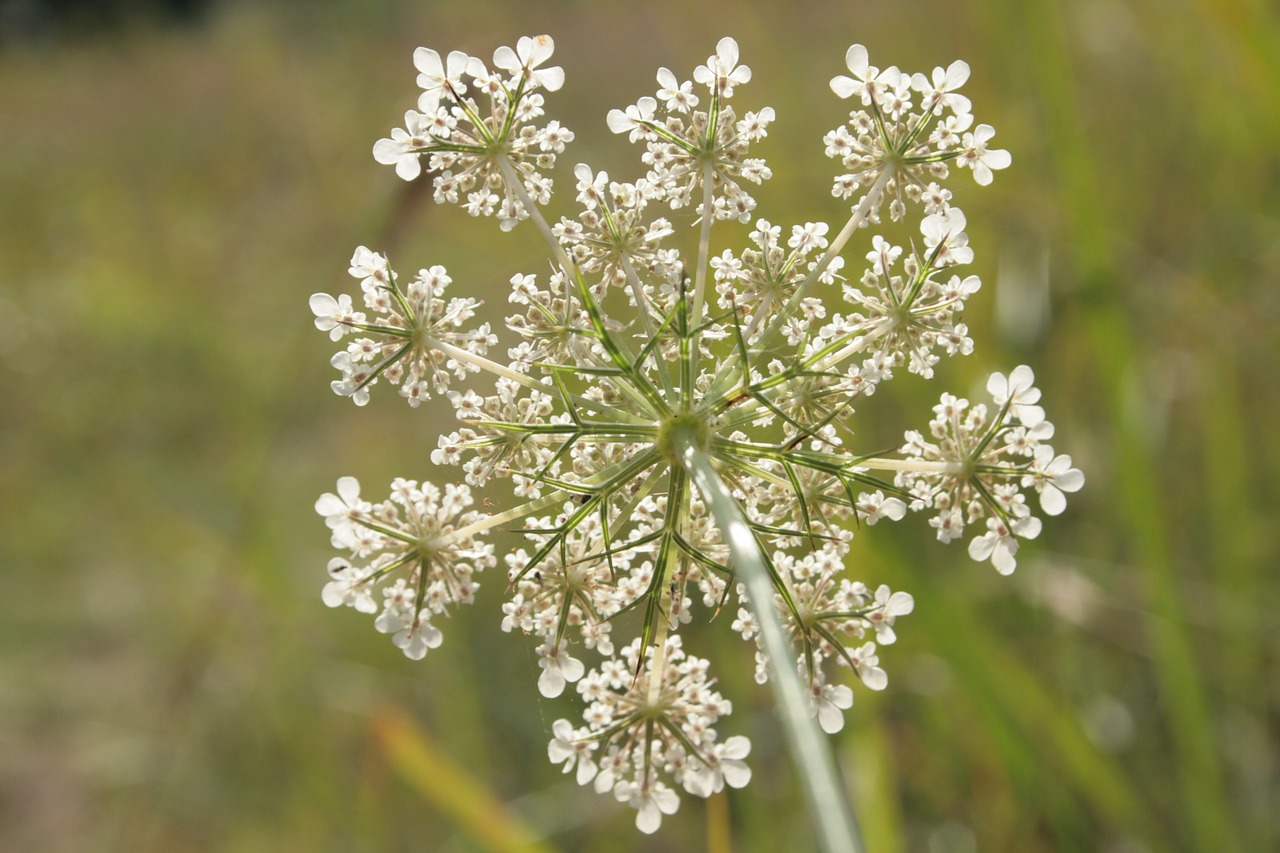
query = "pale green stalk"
xmin=691 ymin=160 xmax=716 ymax=327
xmin=675 ymin=430 xmax=863 ymax=853
xmin=752 ymin=168 xmax=894 ymax=349
xmin=705 ymin=169 xmax=893 ymax=404
xmin=497 ymin=155 xmax=577 ymax=278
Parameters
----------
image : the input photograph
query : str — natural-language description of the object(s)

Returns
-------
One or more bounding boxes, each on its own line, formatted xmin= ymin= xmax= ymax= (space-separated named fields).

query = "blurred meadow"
xmin=1 ymin=0 xmax=1278 ymax=850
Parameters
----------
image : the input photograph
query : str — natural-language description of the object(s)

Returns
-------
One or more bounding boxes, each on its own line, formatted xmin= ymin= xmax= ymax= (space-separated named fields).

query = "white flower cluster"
xmin=554 ymin=165 xmax=678 ymax=291
xmin=836 ymin=209 xmax=980 ymax=379
xmin=897 ymin=366 xmax=1084 ymax=574
xmin=825 ymin=45 xmax=1011 ymax=221
xmin=731 ymin=538 xmax=914 ymax=732
xmin=712 ymin=219 xmax=843 ymax=343
xmin=607 ymin=37 xmax=774 ymax=221
xmin=312 ymin=34 xmax=1082 ymax=835
xmin=317 ymin=477 xmax=496 ymax=659
xmin=310 ymin=247 xmax=497 ymax=406
xmin=548 ymin=636 xmax=750 ymax=834
xmin=373 ymin=36 xmax=573 ymax=230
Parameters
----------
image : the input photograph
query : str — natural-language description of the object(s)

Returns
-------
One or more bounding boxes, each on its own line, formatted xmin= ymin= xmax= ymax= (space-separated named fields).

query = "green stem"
xmin=675 ymin=436 xmax=863 ymax=853
xmin=691 ymin=160 xmax=716 ymax=327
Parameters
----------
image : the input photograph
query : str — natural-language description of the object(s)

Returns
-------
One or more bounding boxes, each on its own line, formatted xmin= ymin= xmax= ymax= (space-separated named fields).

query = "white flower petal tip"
xmin=845 ymin=44 xmax=869 ymax=75
xmin=830 ymin=75 xmax=858 ymax=98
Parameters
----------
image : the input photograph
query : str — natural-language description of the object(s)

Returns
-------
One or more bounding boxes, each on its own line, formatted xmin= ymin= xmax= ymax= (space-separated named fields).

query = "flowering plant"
xmin=310 ymin=34 xmax=1082 ymax=846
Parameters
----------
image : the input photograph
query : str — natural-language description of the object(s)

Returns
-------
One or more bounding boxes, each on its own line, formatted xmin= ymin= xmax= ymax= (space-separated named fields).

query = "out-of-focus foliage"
xmin=1 ymin=1 xmax=1276 ymax=850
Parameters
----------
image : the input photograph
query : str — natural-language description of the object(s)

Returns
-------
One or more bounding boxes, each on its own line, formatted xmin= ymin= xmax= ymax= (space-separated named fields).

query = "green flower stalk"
xmin=309 ymin=34 xmax=1083 ymax=845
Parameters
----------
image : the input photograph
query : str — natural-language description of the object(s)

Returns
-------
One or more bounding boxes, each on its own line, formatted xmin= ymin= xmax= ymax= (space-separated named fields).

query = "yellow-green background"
xmin=2 ymin=1 xmax=1277 ymax=850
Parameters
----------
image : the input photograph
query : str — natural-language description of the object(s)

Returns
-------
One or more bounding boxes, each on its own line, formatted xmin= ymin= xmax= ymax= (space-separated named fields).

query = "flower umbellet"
xmin=309 ymin=35 xmax=1081 ymax=836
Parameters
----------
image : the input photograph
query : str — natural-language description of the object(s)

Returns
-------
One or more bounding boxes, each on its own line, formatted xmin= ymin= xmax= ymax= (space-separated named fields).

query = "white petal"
xmin=968 ymin=534 xmax=995 ymax=562
xmin=888 ymin=591 xmax=915 ymax=615
xmin=845 ymin=44 xmax=868 ymax=76
xmin=337 ymin=476 xmax=361 ymax=503
xmin=1018 ymin=404 xmax=1046 ymax=427
xmin=717 ymin=37 xmax=739 ymax=68
xmin=538 ymin=666 xmax=566 ymax=698
xmin=721 ymin=735 xmax=751 ymax=759
xmin=683 ymin=770 xmax=712 ymax=799
xmin=655 ymin=786 xmax=680 ymax=815
xmin=987 ymin=370 xmax=1010 ymax=401
xmin=314 ymin=493 xmax=344 ymax=516
xmin=1056 ymin=467 xmax=1085 ymax=492
xmin=522 ymin=34 xmax=555 ymax=68
xmin=309 ymin=292 xmax=338 ymax=317
xmin=722 ymin=761 xmax=752 ymax=789
xmin=321 ymin=580 xmax=348 ymax=608
xmin=536 ymin=66 xmax=565 ymax=91
xmin=606 ymin=108 xmax=632 ymax=134
xmin=993 ymin=544 xmax=1017 ymax=575
xmin=372 ymin=138 xmax=404 ymax=166
xmin=983 ymin=148 xmax=1012 ymax=170
xmin=561 ymin=655 xmax=585 ymax=683
xmin=818 ymin=701 xmax=845 ymax=734
xmin=395 ymin=154 xmax=422 ymax=181
xmin=1040 ymin=483 xmax=1067 ymax=516
xmin=830 ymin=75 xmax=858 ymax=99
xmin=492 ymin=45 xmax=518 ymax=73
xmin=444 ymin=50 xmax=472 ymax=78
xmin=945 ymin=59 xmax=970 ymax=89
xmin=636 ymin=800 xmax=662 ymax=834
xmin=860 ymin=666 xmax=888 ymax=691
xmin=1014 ymin=516 xmax=1043 ymax=539
xmin=413 ymin=47 xmax=443 ymax=78
xmin=1010 ymin=365 xmax=1035 ymax=395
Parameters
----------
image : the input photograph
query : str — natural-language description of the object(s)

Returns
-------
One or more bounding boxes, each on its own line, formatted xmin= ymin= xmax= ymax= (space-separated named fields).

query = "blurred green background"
xmin=2 ymin=0 xmax=1277 ymax=850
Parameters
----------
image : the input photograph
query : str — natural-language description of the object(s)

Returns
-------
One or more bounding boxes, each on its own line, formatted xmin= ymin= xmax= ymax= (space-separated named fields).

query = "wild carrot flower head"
xmin=310 ymin=34 xmax=1080 ymax=834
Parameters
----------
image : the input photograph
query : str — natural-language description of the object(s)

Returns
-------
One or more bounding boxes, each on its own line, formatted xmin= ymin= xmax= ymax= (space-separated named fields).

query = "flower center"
xmin=657 ymin=411 xmax=710 ymax=462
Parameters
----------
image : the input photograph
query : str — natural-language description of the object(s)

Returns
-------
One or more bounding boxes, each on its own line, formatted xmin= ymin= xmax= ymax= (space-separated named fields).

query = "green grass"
xmin=1 ymin=1 xmax=1277 ymax=850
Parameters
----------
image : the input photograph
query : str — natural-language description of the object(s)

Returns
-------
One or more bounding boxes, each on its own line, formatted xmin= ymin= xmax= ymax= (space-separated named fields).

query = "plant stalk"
xmin=676 ymin=435 xmax=863 ymax=853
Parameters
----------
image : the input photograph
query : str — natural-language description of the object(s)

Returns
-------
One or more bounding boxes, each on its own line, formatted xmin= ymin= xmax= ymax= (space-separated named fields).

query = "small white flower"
xmin=812 ymin=678 xmax=854 ymax=734
xmin=373 ymin=110 xmax=435 ymax=181
xmin=987 ymin=364 xmax=1045 ymax=426
xmin=310 ymin=292 xmax=364 ymax=341
xmin=920 ymin=208 xmax=975 ymax=266
xmin=321 ymin=558 xmax=377 ymax=613
xmin=1026 ymin=447 xmax=1085 ymax=516
xmin=911 ymin=59 xmax=972 ymax=116
xmin=656 ymin=67 xmax=698 ymax=112
xmin=830 ymin=44 xmax=898 ymax=103
xmin=537 ymin=639 xmax=585 ymax=698
xmin=856 ymin=490 xmax=906 ymax=525
xmin=414 ymin=48 xmax=484 ymax=112
xmin=848 ymin=641 xmax=888 ymax=690
xmin=606 ymin=97 xmax=657 ymax=138
xmin=547 ymin=718 xmax=599 ymax=785
xmin=683 ymin=734 xmax=752 ymax=797
xmin=615 ymin=777 xmax=680 ymax=834
xmin=958 ymin=124 xmax=1011 ymax=186
xmin=493 ymin=35 xmax=564 ymax=91
xmin=394 ymin=613 xmax=444 ymax=660
xmin=693 ymin=36 xmax=751 ymax=97
xmin=968 ymin=514 xmax=1041 ymax=575
xmin=867 ymin=585 xmax=914 ymax=644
